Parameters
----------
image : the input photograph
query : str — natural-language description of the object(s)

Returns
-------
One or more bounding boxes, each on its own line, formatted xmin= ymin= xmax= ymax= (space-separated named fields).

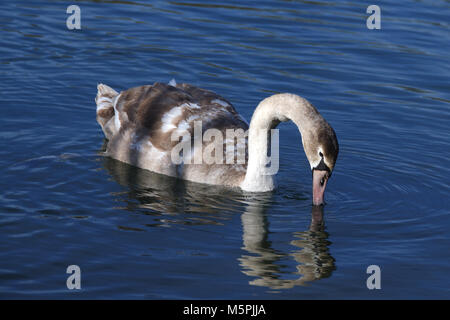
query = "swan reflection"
xmin=239 ymin=197 xmax=335 ymax=289
xmin=102 ymin=155 xmax=244 ymax=225
xmin=102 ymin=155 xmax=335 ymax=289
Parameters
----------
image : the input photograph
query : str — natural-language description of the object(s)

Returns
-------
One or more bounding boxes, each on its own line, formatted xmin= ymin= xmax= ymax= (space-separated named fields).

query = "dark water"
xmin=1 ymin=0 xmax=449 ymax=299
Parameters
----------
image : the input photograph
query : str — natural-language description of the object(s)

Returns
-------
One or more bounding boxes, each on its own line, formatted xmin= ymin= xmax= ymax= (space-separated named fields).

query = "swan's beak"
xmin=312 ymin=170 xmax=328 ymax=206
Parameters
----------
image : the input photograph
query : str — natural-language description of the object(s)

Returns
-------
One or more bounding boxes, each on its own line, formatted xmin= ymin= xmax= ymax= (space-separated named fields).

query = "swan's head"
xmin=304 ymin=122 xmax=339 ymax=206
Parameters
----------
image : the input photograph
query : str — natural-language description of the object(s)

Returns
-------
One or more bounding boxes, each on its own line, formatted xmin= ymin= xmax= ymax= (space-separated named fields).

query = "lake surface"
xmin=0 ymin=0 xmax=449 ymax=299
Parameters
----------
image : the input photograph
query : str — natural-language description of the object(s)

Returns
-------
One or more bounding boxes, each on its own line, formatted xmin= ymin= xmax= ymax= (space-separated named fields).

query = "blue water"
xmin=1 ymin=0 xmax=449 ymax=299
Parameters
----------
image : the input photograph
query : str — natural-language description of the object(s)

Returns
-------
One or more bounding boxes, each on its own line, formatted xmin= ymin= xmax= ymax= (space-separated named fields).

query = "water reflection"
xmin=101 ymin=153 xmax=244 ymax=225
xmin=101 ymin=153 xmax=335 ymax=289
xmin=239 ymin=199 xmax=335 ymax=289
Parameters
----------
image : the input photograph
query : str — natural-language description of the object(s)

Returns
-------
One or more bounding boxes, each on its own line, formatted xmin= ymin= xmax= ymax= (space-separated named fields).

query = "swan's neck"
xmin=241 ymin=93 xmax=320 ymax=192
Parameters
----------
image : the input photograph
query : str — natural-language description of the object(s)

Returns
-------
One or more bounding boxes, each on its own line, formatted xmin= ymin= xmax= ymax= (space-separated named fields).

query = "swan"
xmin=95 ymin=80 xmax=339 ymax=205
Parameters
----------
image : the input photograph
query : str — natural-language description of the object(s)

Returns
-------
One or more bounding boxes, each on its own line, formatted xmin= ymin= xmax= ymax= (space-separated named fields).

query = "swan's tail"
xmin=96 ymin=83 xmax=119 ymax=139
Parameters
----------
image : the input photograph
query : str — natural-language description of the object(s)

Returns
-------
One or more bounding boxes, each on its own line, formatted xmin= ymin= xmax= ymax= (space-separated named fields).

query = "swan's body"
xmin=96 ymin=81 xmax=338 ymax=204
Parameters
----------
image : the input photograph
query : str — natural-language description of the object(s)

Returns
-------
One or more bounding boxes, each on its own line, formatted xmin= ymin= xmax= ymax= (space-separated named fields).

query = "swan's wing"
xmin=109 ymin=82 xmax=249 ymax=185
xmin=99 ymin=82 xmax=249 ymax=185
xmin=177 ymin=82 xmax=249 ymax=130
xmin=113 ymin=82 xmax=249 ymax=150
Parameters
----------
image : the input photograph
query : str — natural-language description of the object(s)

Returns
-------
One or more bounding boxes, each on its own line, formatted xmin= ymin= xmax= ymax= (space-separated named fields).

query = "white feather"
xmin=211 ymin=99 xmax=229 ymax=107
xmin=113 ymin=93 xmax=122 ymax=131
xmin=161 ymin=106 xmax=184 ymax=133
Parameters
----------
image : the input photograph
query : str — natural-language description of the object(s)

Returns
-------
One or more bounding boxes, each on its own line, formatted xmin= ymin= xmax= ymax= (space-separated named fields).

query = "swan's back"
xmin=96 ymin=82 xmax=249 ymax=187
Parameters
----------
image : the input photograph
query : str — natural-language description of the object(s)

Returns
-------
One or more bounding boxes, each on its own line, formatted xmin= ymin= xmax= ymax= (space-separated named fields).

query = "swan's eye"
xmin=320 ymin=177 xmax=325 ymax=186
